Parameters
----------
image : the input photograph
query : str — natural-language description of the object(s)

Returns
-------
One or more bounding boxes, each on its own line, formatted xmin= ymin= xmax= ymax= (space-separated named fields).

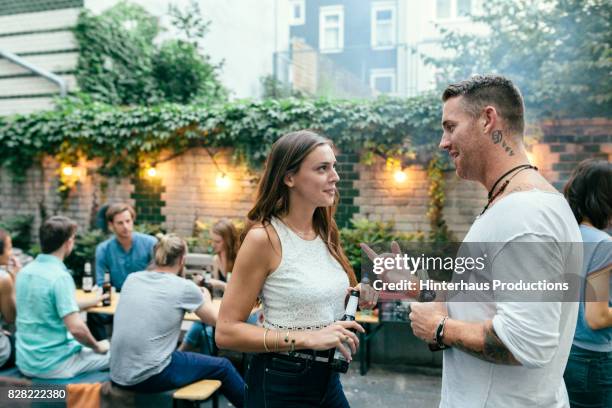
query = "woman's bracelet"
xmin=274 ymin=330 xmax=280 ymax=353
xmin=263 ymin=328 xmax=271 ymax=352
xmin=282 ymin=330 xmax=297 ymax=354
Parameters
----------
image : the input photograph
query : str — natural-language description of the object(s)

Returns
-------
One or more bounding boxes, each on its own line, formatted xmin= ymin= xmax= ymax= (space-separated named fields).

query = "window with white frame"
xmin=371 ymin=2 xmax=396 ymax=49
xmin=456 ymin=0 xmax=472 ymax=17
xmin=319 ymin=5 xmax=344 ymax=53
xmin=436 ymin=0 xmax=472 ymax=20
xmin=289 ymin=0 xmax=305 ymax=26
xmin=370 ymin=69 xmax=396 ymax=95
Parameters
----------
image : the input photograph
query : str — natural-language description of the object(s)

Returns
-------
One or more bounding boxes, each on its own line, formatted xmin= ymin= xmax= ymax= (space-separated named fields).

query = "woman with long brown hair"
xmin=180 ymin=219 xmax=252 ymax=353
xmin=216 ymin=130 xmax=370 ymax=407
xmin=210 ymin=218 xmax=239 ymax=288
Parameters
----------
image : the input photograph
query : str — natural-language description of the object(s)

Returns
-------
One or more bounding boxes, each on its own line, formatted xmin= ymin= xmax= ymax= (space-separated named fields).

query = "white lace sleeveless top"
xmin=260 ymin=217 xmax=349 ymax=330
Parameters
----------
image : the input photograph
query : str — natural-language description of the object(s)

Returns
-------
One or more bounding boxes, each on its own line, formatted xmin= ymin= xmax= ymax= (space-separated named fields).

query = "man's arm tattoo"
xmin=450 ymin=324 xmax=521 ymax=365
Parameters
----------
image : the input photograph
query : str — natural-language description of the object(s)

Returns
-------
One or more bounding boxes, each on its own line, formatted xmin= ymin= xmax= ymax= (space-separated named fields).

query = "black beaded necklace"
xmin=480 ymin=164 xmax=538 ymax=215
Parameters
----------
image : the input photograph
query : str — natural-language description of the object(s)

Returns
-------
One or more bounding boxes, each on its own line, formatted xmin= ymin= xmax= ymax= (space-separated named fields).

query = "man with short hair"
xmin=88 ymin=203 xmax=157 ymax=340
xmin=16 ymin=216 xmax=110 ymax=379
xmin=409 ymin=75 xmax=583 ymax=407
xmin=366 ymin=75 xmax=582 ymax=407
xmin=95 ymin=203 xmax=156 ymax=290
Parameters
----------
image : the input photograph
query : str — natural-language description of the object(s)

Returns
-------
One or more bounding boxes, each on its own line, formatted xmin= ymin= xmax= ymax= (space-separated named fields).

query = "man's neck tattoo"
xmin=491 ymin=130 xmax=514 ymax=156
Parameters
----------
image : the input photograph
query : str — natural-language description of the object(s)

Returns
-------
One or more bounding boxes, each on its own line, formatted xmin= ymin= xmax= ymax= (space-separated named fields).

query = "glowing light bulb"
xmin=394 ymin=170 xmax=407 ymax=183
xmin=62 ymin=166 xmax=74 ymax=176
xmin=147 ymin=167 xmax=157 ymax=178
xmin=216 ymin=173 xmax=230 ymax=189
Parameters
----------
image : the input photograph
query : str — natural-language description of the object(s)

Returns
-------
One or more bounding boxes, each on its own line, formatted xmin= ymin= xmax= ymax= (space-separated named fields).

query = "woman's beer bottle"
xmin=331 ymin=289 xmax=360 ymax=373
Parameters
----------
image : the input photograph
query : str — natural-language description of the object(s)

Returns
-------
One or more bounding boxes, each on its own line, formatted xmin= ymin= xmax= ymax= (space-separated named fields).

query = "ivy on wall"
xmin=0 ymin=94 xmax=442 ymax=182
xmin=427 ymin=155 xmax=454 ymax=243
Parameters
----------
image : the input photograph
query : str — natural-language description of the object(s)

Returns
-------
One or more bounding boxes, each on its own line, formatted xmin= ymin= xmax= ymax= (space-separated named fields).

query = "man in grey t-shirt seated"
xmin=109 ymin=234 xmax=244 ymax=407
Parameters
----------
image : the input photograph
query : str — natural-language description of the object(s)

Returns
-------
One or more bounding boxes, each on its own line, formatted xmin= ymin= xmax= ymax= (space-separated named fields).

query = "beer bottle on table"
xmin=331 ymin=289 xmax=360 ymax=373
xmin=102 ymin=272 xmax=112 ymax=306
xmin=200 ymin=271 xmax=214 ymax=297
xmin=82 ymin=262 xmax=93 ymax=293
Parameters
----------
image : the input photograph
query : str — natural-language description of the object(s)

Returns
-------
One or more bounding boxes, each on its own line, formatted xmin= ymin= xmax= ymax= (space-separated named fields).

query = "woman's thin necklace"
xmin=480 ymin=164 xmax=538 ymax=215
xmin=282 ymin=218 xmax=315 ymax=239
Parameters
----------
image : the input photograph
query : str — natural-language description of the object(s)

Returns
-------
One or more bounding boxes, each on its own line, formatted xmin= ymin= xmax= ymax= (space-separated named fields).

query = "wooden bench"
xmin=173 ymin=379 xmax=221 ymax=408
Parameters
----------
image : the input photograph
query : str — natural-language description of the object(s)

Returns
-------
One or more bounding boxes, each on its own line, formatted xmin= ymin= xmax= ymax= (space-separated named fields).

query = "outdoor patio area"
xmin=0 ymin=0 xmax=610 ymax=407
xmin=211 ymin=365 xmax=442 ymax=408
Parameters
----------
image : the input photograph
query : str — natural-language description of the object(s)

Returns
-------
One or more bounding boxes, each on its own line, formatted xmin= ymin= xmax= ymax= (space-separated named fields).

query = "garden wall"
xmin=0 ymin=119 xmax=610 ymax=246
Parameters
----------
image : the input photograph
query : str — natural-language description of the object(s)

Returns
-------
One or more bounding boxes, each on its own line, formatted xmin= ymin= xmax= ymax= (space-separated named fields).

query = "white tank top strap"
xmin=260 ymin=216 xmax=349 ymax=330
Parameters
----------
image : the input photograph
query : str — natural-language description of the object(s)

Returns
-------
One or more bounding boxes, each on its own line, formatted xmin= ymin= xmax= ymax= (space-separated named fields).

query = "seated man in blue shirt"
xmin=16 ymin=216 xmax=110 ymax=379
xmin=87 ymin=203 xmax=157 ymax=340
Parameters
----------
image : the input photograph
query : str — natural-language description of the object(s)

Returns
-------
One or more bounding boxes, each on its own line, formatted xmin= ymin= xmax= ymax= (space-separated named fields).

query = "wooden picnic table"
xmin=76 ymin=289 xmax=381 ymax=375
xmin=75 ymin=289 xmax=221 ymax=321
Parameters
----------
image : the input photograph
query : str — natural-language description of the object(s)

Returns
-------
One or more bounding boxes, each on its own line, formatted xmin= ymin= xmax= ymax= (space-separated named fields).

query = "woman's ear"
xmin=283 ymin=172 xmax=295 ymax=188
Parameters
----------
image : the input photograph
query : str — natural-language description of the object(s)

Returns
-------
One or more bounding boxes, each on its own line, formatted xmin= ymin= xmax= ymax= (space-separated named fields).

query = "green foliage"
xmin=74 ymin=1 xmax=226 ymax=106
xmin=74 ymin=2 xmax=161 ymax=105
xmin=64 ymin=228 xmax=107 ymax=279
xmin=168 ymin=0 xmax=210 ymax=47
xmin=426 ymin=155 xmax=454 ymax=243
xmin=0 ymin=215 xmax=34 ymax=251
xmin=340 ymin=218 xmax=424 ymax=278
xmin=427 ymin=0 xmax=611 ymax=118
xmin=134 ymin=223 xmax=166 ymax=237
xmin=153 ymin=40 xmax=227 ymax=104
xmin=260 ymin=75 xmax=305 ymax=99
xmin=0 ymin=94 xmax=442 ymax=181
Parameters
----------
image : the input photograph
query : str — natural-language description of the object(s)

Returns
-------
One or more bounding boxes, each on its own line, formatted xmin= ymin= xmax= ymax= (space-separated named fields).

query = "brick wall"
xmin=0 ymin=119 xmax=609 ymax=244
xmin=354 ymin=160 xmax=487 ymax=239
xmin=0 ymin=156 xmax=132 ymax=235
xmin=158 ymin=148 xmax=256 ymax=236
xmin=528 ymin=118 xmax=612 ymax=190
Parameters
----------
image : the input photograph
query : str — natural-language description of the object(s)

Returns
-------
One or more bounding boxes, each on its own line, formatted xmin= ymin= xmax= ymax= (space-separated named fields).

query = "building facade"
xmin=281 ymin=0 xmax=484 ymax=97
xmin=0 ymin=0 xmax=82 ymax=115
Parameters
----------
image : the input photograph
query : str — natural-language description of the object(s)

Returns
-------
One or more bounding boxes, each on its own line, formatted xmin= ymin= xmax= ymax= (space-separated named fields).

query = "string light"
xmin=62 ymin=166 xmax=74 ymax=176
xmin=394 ymin=169 xmax=407 ymax=183
xmin=216 ymin=173 xmax=230 ymax=189
xmin=146 ymin=167 xmax=157 ymax=178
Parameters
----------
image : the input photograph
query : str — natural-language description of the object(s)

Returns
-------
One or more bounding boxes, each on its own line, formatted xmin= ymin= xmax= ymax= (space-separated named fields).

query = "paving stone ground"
xmin=211 ymin=364 xmax=442 ymax=407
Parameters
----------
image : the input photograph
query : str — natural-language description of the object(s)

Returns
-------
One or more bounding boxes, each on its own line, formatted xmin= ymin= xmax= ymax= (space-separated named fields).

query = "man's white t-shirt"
xmin=440 ymin=190 xmax=582 ymax=408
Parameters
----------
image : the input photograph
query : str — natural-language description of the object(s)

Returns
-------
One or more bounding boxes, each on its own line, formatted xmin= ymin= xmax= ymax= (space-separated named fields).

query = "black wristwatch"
xmin=434 ymin=316 xmax=449 ymax=349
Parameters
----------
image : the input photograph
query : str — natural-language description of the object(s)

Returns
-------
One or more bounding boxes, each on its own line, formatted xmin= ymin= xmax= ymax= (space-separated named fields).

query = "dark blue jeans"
xmin=87 ymin=313 xmax=113 ymax=340
xmin=245 ymin=353 xmax=350 ymax=408
xmin=564 ymin=344 xmax=612 ymax=408
xmin=120 ymin=351 xmax=245 ymax=408
xmin=0 ymin=333 xmax=15 ymax=369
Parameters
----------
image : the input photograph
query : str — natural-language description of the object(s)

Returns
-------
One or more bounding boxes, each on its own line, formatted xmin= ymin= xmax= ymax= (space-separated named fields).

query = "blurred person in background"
xmin=563 ymin=159 xmax=612 ymax=407
xmin=0 ymin=228 xmax=20 ymax=369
